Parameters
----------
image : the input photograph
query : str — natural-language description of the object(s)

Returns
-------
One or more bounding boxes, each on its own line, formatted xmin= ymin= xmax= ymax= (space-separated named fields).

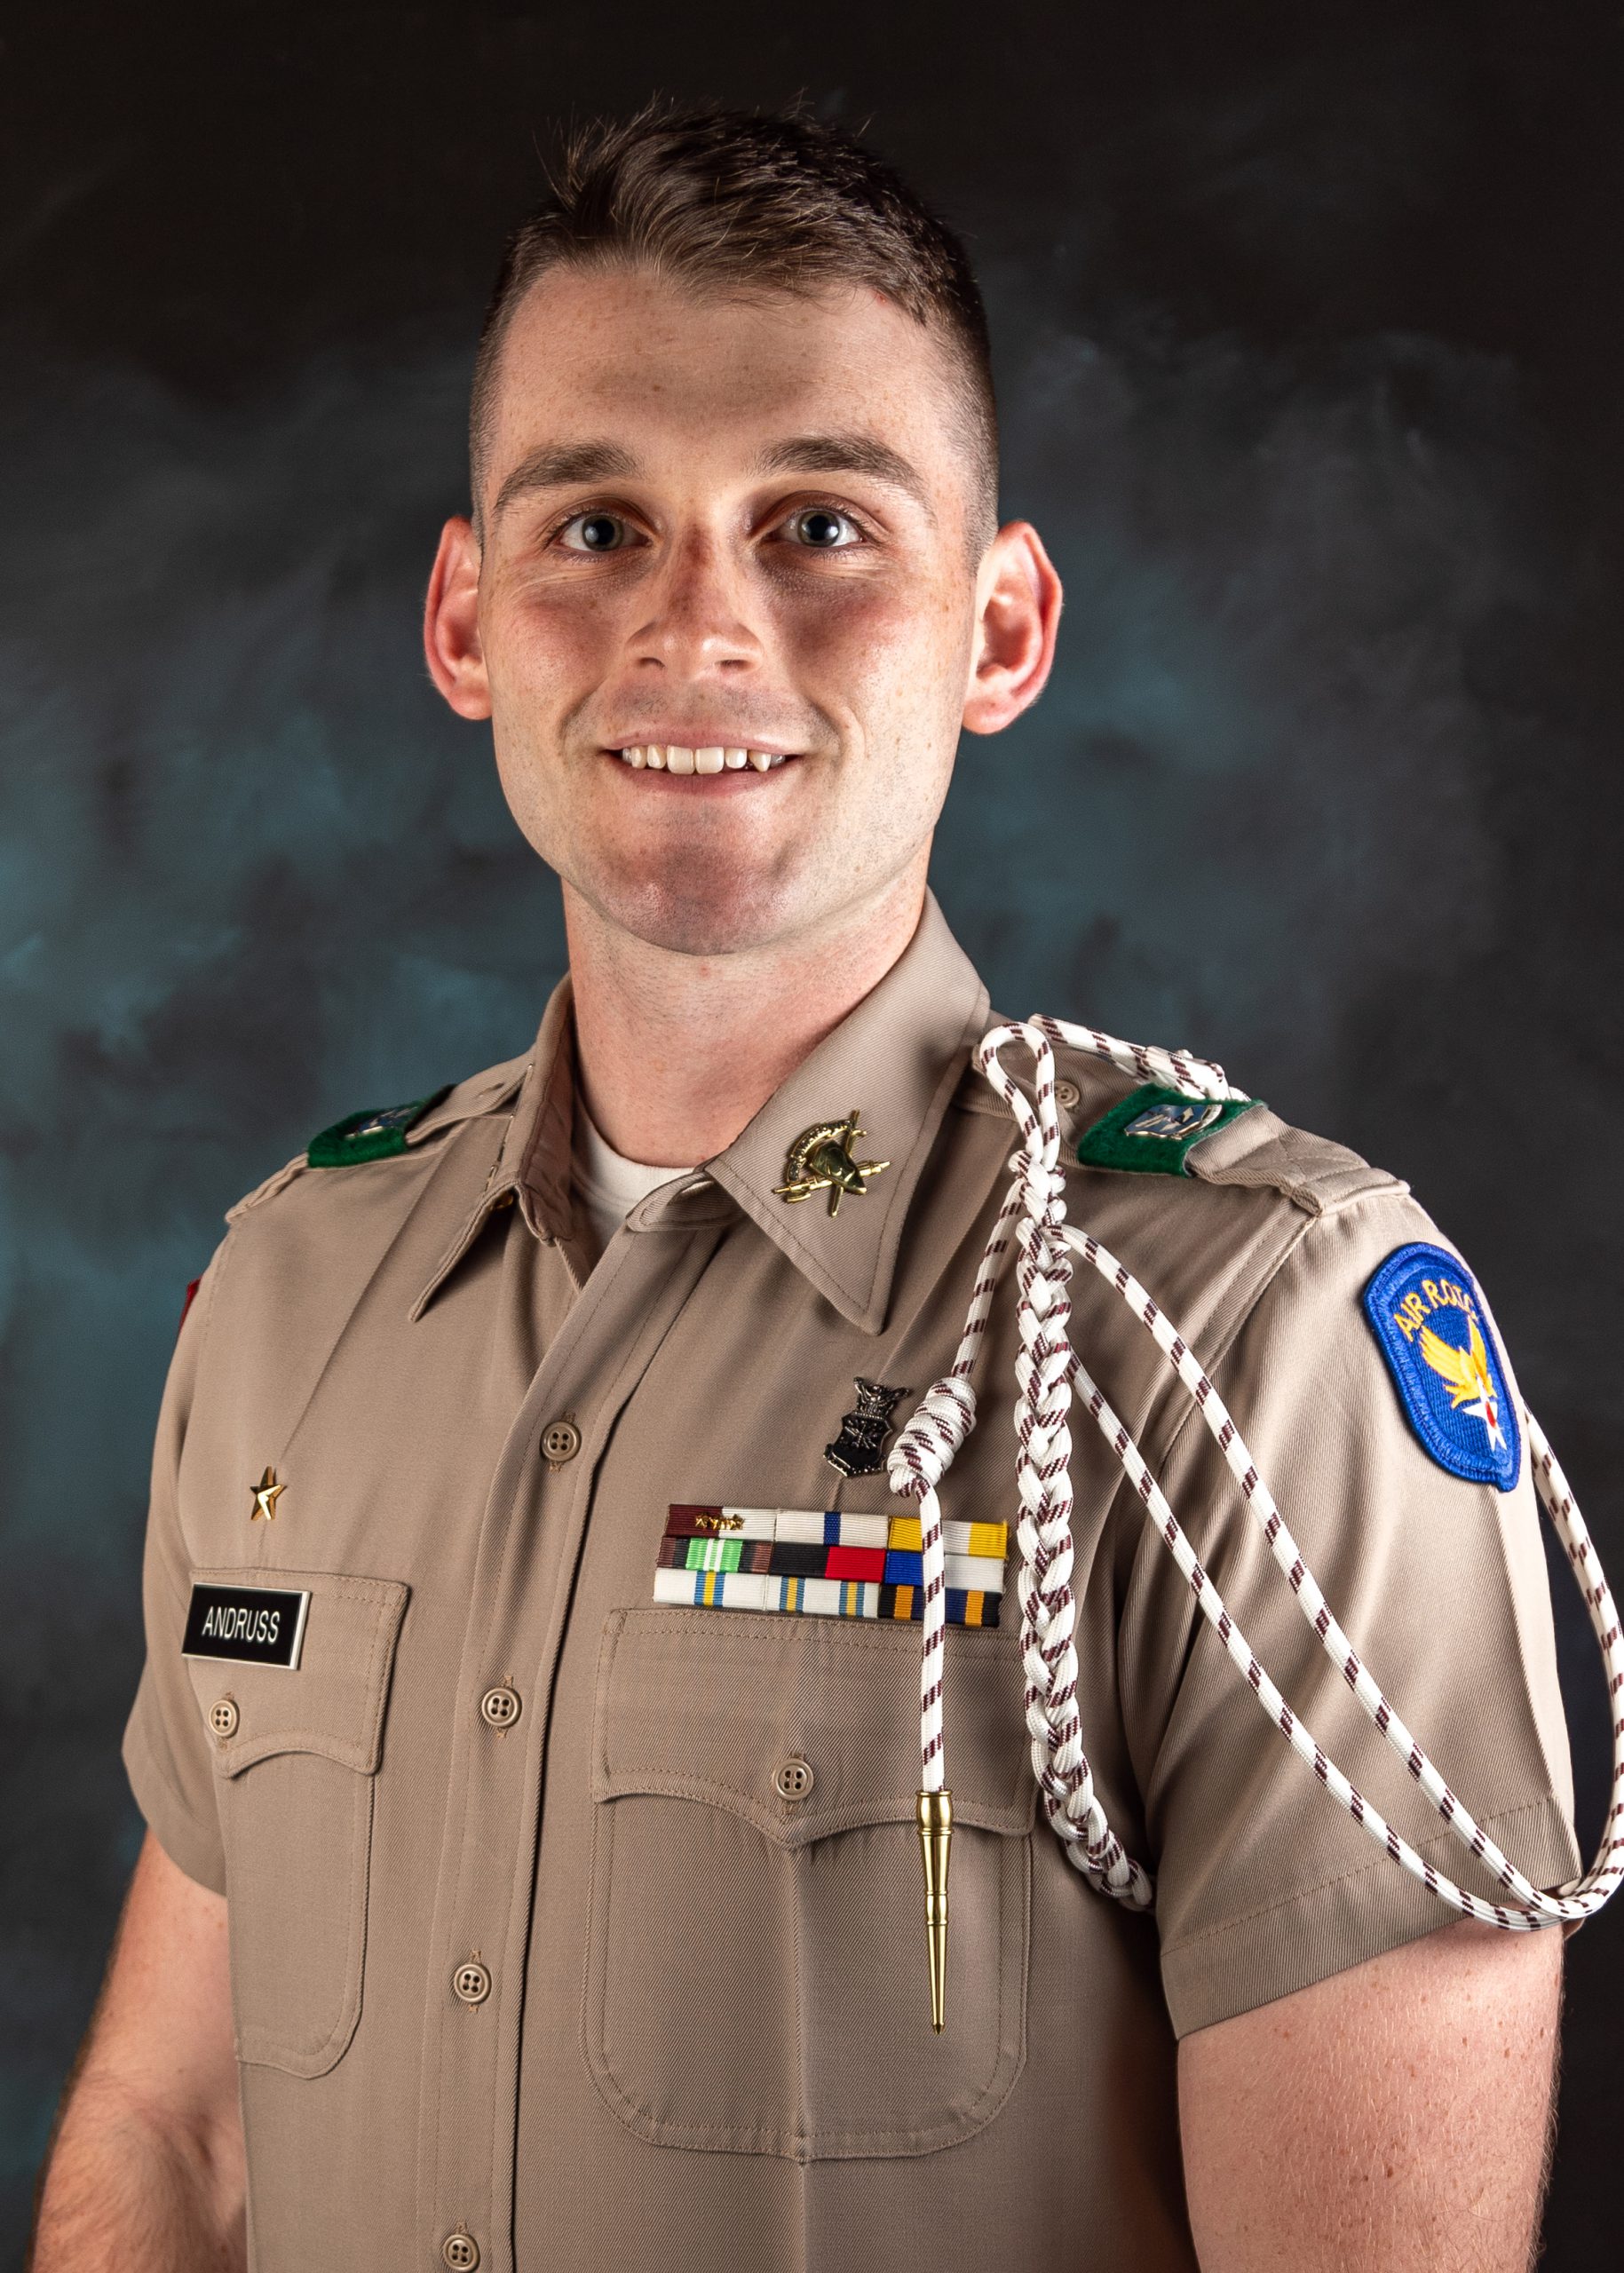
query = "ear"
xmin=960 ymin=521 xmax=1063 ymax=736
xmin=424 ymin=516 xmax=492 ymax=719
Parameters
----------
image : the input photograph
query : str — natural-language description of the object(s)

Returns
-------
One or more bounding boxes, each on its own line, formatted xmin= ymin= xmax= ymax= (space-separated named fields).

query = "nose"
xmin=627 ymin=524 xmax=762 ymax=679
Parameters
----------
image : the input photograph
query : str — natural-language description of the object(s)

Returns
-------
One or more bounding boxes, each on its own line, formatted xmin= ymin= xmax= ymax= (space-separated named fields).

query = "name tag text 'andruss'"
xmin=182 ymin=1584 xmax=311 ymax=1668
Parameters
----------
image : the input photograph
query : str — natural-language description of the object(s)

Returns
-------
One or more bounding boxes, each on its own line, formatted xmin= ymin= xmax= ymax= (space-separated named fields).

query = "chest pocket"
xmin=584 ymin=1605 xmax=1036 ymax=2162
xmin=186 ymin=1566 xmax=408 ymax=2079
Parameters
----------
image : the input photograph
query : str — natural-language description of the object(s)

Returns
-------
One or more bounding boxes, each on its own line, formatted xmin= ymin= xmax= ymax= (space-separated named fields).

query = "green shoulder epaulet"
xmin=306 ymin=1086 xmax=453 ymax=1168
xmin=1074 ymin=1081 xmax=1261 ymax=1178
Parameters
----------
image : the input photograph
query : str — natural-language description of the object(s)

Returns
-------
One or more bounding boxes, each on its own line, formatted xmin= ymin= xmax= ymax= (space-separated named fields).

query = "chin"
xmin=584 ymin=856 xmax=823 ymax=961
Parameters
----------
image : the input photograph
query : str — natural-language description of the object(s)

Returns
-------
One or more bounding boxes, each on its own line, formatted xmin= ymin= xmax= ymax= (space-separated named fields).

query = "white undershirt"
xmin=570 ymin=1098 xmax=693 ymax=1258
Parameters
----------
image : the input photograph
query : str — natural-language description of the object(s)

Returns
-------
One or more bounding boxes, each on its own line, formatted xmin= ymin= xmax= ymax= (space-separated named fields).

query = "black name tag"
xmin=183 ymin=1584 xmax=310 ymax=1669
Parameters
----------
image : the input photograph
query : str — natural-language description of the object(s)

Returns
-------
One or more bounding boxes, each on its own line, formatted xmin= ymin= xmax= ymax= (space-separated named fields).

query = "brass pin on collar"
xmin=773 ymin=1110 xmax=891 ymax=1218
xmin=916 ymin=1787 xmax=953 ymax=2032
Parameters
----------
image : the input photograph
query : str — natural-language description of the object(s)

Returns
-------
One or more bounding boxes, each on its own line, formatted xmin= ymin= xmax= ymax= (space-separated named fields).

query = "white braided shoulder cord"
xmin=887 ymin=1015 xmax=1624 ymax=1930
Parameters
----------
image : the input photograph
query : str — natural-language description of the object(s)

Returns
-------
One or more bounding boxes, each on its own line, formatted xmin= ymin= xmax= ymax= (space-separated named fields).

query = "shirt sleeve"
xmin=1116 ymin=1186 xmax=1583 ymax=2039
xmin=121 ymin=1244 xmax=230 ymax=1895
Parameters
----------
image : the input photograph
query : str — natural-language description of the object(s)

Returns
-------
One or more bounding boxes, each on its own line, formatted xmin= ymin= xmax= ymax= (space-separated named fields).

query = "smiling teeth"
xmin=616 ymin=746 xmax=788 ymax=772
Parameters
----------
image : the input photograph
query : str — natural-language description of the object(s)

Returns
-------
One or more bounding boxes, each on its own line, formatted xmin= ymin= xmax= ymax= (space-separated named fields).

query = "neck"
xmin=562 ymin=862 xmax=930 ymax=1167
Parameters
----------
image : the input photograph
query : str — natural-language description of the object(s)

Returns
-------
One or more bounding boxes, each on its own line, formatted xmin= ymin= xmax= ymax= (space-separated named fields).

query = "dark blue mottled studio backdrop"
xmin=4 ymin=3 xmax=1622 ymax=2261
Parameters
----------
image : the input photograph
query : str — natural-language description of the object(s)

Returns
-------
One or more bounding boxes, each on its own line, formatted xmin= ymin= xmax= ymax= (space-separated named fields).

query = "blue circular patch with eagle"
xmin=1362 ymin=1241 xmax=1521 ymax=1492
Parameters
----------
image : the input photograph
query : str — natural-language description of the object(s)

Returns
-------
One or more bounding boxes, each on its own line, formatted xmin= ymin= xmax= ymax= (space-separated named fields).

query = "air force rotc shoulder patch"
xmin=1363 ymin=1241 xmax=1521 ymax=1491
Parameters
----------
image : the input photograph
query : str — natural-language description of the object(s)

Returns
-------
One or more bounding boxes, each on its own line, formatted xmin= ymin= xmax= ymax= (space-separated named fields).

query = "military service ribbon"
xmin=653 ymin=1505 xmax=1007 ymax=1628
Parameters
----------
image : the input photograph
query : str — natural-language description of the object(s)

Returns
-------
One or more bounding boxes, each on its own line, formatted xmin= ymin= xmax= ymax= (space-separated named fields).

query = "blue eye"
xmin=559 ymin=511 xmax=629 ymax=552
xmin=788 ymin=507 xmax=859 ymax=549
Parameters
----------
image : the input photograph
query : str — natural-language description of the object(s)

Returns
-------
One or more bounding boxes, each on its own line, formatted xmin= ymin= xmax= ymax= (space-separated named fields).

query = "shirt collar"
xmin=408 ymin=979 xmax=576 ymax=1319
xmin=413 ymin=890 xmax=989 ymax=1333
xmin=697 ymin=891 xmax=989 ymax=1330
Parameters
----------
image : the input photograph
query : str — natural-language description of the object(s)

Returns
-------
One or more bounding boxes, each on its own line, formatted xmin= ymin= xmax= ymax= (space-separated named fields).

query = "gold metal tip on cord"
xmin=916 ymin=1788 xmax=953 ymax=2033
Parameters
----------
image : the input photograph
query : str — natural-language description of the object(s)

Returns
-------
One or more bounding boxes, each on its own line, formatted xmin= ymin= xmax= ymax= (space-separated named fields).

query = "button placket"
xmin=417 ymin=1217 xmax=728 ymax=2271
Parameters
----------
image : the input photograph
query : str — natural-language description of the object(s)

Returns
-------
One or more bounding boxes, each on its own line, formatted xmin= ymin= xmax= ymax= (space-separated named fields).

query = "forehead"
xmin=484 ymin=265 xmax=963 ymax=484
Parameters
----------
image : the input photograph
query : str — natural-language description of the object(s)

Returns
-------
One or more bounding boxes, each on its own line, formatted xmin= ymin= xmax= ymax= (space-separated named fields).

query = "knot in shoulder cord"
xmin=888 ymin=1016 xmax=1624 ymax=2028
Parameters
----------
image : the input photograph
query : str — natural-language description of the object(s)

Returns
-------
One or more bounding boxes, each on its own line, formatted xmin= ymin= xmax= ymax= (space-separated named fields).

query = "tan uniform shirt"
xmin=124 ymin=891 xmax=1580 ymax=2272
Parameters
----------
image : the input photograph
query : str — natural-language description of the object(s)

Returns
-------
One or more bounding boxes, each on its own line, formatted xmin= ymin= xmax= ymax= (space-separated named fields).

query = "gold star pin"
xmin=250 ymin=1466 xmax=286 ymax=1522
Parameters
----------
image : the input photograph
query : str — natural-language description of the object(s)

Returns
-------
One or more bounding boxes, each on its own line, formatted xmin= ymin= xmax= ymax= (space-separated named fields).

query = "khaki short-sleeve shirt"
xmin=123 ymin=891 xmax=1580 ymax=2272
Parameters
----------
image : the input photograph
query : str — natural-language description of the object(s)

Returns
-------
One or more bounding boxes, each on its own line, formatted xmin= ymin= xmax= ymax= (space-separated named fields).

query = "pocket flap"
xmin=592 ymin=1605 xmax=1036 ymax=1847
xmin=185 ymin=1567 xmax=409 ymax=1778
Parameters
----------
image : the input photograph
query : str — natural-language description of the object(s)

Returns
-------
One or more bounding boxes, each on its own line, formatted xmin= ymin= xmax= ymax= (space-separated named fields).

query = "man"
xmin=32 ymin=100 xmax=1583 ymax=2271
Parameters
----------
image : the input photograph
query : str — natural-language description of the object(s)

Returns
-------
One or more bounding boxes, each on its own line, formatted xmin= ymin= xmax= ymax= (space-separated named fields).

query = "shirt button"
xmin=773 ymin=1756 xmax=814 ymax=1801
xmin=479 ymin=1684 xmax=521 ymax=1730
xmin=1055 ymin=1078 xmax=1081 ymax=1111
xmin=208 ymin=1696 xmax=240 ymax=1741
xmin=442 ymin=2230 xmax=480 ymax=2269
xmin=541 ymin=1416 xmax=582 ymax=1467
xmin=452 ymin=1957 xmax=492 ymax=2007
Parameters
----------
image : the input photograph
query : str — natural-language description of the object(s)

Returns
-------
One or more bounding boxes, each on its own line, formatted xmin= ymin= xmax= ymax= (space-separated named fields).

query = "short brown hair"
xmin=469 ymin=98 xmax=999 ymax=555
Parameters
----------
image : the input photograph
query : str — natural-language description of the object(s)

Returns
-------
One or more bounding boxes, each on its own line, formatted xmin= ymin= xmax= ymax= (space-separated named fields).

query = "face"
xmin=426 ymin=264 xmax=1060 ymax=959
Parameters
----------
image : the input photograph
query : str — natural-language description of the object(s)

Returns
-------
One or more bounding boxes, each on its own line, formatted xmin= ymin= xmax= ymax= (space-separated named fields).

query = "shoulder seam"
xmin=1182 ymin=1105 xmax=1407 ymax=1219
xmin=224 ymin=1152 xmax=309 ymax=1223
xmin=223 ymin=1058 xmax=531 ymax=1222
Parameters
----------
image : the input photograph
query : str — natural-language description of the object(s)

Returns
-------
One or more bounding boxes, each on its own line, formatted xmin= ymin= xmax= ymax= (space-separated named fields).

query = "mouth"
xmin=605 ymin=744 xmax=798 ymax=777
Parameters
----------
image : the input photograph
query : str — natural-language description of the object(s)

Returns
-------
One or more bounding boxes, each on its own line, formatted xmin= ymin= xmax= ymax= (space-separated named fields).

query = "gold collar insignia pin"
xmin=773 ymin=1110 xmax=890 ymax=1218
xmin=250 ymin=1466 xmax=286 ymax=1522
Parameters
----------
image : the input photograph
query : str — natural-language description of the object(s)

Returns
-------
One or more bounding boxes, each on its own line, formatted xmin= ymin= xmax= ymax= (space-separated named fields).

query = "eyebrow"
xmin=490 ymin=431 xmax=936 ymax=526
xmin=754 ymin=433 xmax=936 ymax=522
xmin=491 ymin=440 xmax=642 ymax=523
